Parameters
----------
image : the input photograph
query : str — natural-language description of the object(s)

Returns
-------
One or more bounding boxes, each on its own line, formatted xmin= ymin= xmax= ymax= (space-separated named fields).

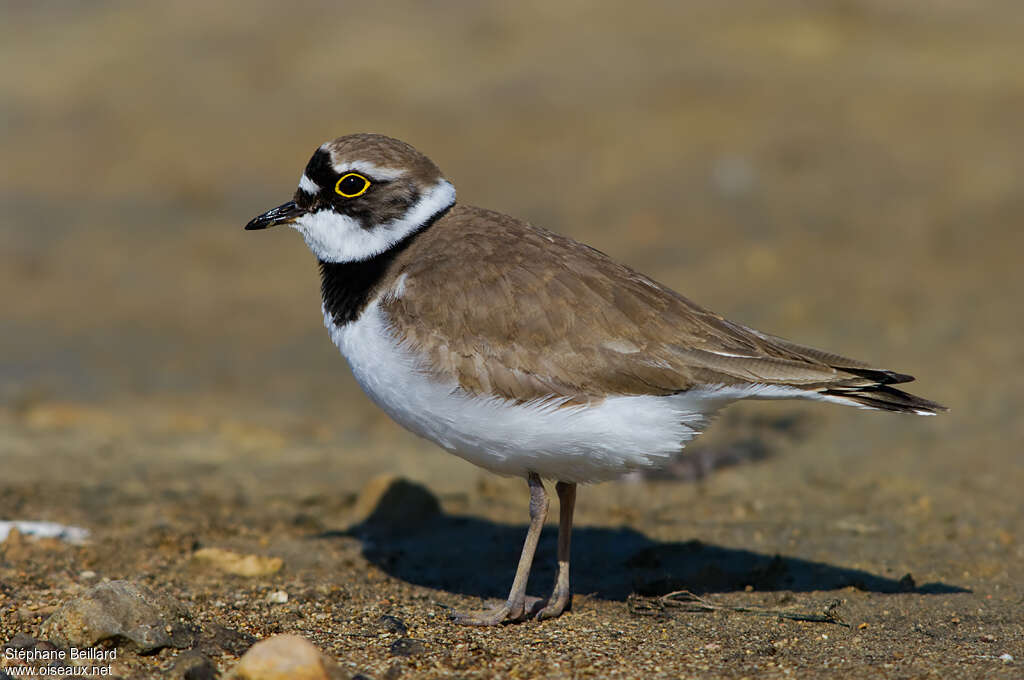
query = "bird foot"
xmin=452 ymin=595 xmax=568 ymax=626
xmin=535 ymin=589 xmax=571 ymax=621
xmin=451 ymin=600 xmax=522 ymax=626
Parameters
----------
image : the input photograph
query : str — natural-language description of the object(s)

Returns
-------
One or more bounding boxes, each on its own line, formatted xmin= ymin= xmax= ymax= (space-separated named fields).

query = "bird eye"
xmin=335 ymin=173 xmax=371 ymax=198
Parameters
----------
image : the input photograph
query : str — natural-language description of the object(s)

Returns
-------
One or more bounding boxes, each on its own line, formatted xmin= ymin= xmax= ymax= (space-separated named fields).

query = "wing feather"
xmin=381 ymin=205 xmax=935 ymax=410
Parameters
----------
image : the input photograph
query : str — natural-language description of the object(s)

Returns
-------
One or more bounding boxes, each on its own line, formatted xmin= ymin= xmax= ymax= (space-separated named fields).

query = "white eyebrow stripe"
xmin=327 ymin=156 xmax=407 ymax=181
xmin=298 ymin=174 xmax=320 ymax=194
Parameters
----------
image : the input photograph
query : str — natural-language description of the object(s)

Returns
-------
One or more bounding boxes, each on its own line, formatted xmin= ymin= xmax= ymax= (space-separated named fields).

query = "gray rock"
xmin=40 ymin=580 xmax=198 ymax=654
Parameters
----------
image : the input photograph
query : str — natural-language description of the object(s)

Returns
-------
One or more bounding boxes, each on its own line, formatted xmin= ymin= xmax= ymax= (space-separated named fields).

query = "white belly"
xmin=326 ymin=300 xmax=714 ymax=483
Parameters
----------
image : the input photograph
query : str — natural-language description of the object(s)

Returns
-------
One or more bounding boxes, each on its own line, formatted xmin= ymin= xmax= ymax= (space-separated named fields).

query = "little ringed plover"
xmin=245 ymin=133 xmax=946 ymax=626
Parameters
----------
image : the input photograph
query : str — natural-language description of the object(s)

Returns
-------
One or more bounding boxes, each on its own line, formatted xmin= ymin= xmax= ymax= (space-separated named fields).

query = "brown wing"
xmin=382 ymin=205 xmax=936 ymax=410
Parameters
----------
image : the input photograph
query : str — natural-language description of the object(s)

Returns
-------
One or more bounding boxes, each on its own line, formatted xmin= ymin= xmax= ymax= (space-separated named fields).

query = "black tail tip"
xmin=825 ymin=385 xmax=948 ymax=415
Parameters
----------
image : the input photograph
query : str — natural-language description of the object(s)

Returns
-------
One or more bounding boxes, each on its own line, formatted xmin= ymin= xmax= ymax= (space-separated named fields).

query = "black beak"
xmin=245 ymin=201 xmax=305 ymax=230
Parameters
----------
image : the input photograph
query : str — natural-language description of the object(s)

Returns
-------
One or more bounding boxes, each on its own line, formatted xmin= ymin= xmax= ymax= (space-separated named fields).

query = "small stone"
xmin=228 ymin=634 xmax=347 ymax=680
xmin=897 ymin=573 xmax=916 ymax=592
xmin=40 ymin=580 xmax=198 ymax=654
xmin=1000 ymin=653 xmax=1014 ymax=663
xmin=350 ymin=475 xmax=440 ymax=534
xmin=174 ymin=651 xmax=218 ymax=680
xmin=0 ymin=528 xmax=30 ymax=561
xmin=266 ymin=590 xmax=288 ymax=604
xmin=389 ymin=638 xmax=426 ymax=657
xmin=197 ymin=623 xmax=257 ymax=657
xmin=2 ymin=633 xmax=41 ymax=652
xmin=193 ymin=548 xmax=284 ymax=577
xmin=376 ymin=615 xmax=408 ymax=635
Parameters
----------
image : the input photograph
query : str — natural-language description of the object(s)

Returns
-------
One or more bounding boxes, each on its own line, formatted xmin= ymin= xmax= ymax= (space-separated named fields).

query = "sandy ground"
xmin=1 ymin=2 xmax=1022 ymax=678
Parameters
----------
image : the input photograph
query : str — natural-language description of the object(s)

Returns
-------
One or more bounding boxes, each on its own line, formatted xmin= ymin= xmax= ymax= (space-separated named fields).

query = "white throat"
xmin=292 ymin=179 xmax=456 ymax=263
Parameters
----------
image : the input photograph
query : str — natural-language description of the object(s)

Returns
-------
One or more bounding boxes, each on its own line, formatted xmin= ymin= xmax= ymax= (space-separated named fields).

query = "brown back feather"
xmin=380 ymin=204 xmax=942 ymax=411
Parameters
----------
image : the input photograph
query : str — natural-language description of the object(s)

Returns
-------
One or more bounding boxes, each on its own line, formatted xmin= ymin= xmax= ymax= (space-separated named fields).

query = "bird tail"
xmin=819 ymin=381 xmax=948 ymax=416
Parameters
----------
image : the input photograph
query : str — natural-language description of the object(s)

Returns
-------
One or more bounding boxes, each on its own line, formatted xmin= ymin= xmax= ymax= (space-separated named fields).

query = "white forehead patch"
xmin=298 ymin=174 xmax=320 ymax=194
xmin=291 ymin=179 xmax=456 ymax=263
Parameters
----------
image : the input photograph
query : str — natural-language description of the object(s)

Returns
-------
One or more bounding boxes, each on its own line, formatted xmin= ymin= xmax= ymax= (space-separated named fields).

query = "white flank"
xmin=298 ymin=174 xmax=320 ymax=194
xmin=326 ymin=300 xmax=715 ymax=483
xmin=292 ymin=179 xmax=456 ymax=263
xmin=324 ymin=300 xmax=930 ymax=481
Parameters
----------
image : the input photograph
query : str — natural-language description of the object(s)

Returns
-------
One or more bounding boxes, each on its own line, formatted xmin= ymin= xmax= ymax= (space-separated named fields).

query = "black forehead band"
xmin=303 ymin=148 xmax=337 ymax=189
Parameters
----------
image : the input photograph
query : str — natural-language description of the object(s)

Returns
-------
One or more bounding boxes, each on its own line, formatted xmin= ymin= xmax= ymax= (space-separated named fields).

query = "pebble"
xmin=192 ymin=548 xmax=284 ymax=577
xmin=376 ymin=615 xmax=408 ymax=635
xmin=1 ymin=633 xmax=60 ymax=659
xmin=0 ymin=529 xmax=32 ymax=562
xmin=196 ymin=623 xmax=257 ymax=657
xmin=1000 ymin=653 xmax=1014 ymax=663
xmin=350 ymin=475 xmax=440 ymax=534
xmin=2 ymin=633 xmax=40 ymax=650
xmin=228 ymin=634 xmax=346 ymax=680
xmin=389 ymin=637 xmax=427 ymax=657
xmin=173 ymin=650 xmax=218 ymax=680
xmin=266 ymin=590 xmax=289 ymax=604
xmin=40 ymin=580 xmax=198 ymax=654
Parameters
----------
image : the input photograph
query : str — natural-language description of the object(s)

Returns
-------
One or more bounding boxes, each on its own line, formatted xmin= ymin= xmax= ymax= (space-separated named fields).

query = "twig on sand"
xmin=628 ymin=590 xmax=850 ymax=627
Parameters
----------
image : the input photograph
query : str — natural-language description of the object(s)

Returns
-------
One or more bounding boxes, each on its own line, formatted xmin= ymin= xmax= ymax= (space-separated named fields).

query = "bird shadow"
xmin=328 ymin=513 xmax=967 ymax=602
xmin=319 ymin=411 xmax=965 ymax=601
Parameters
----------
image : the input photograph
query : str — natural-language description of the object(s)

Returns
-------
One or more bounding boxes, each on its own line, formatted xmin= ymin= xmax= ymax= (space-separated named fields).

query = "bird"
xmin=245 ymin=133 xmax=946 ymax=626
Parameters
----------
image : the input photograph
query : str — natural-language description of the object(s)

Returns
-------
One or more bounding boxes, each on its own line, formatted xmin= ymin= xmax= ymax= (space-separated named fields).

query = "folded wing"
xmin=382 ymin=205 xmax=946 ymax=415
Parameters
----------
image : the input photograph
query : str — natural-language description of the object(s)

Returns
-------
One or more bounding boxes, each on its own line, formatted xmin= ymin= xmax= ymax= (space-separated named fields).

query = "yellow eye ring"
xmin=335 ymin=173 xmax=371 ymax=198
